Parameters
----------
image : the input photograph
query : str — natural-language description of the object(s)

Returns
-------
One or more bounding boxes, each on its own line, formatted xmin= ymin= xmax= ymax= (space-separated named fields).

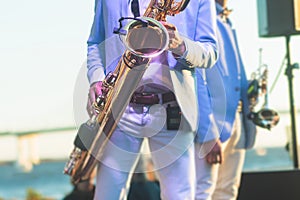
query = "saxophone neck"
xmin=143 ymin=0 xmax=190 ymax=20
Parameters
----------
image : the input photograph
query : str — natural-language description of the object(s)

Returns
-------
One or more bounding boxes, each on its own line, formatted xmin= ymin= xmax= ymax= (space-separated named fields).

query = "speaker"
xmin=238 ymin=170 xmax=300 ymax=200
xmin=257 ymin=0 xmax=300 ymax=37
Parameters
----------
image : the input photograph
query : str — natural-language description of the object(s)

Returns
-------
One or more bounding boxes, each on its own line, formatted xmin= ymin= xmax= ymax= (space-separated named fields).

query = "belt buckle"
xmin=131 ymin=93 xmax=159 ymax=105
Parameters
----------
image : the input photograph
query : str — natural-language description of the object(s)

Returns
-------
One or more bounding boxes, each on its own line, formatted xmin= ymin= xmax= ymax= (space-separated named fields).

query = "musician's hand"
xmin=204 ymin=139 xmax=223 ymax=165
xmin=87 ymin=81 xmax=103 ymax=117
xmin=161 ymin=22 xmax=186 ymax=57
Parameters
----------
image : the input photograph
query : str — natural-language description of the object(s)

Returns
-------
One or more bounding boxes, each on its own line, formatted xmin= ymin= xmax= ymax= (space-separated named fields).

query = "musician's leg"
xmin=194 ymin=142 xmax=219 ymax=200
xmin=148 ymin=116 xmax=196 ymax=200
xmin=212 ymin=113 xmax=246 ymax=200
xmin=93 ymin=126 xmax=143 ymax=200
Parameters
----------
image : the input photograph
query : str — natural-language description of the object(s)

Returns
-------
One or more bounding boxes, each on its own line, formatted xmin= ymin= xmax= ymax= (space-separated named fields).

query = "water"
xmin=0 ymin=161 xmax=72 ymax=200
xmin=243 ymin=146 xmax=294 ymax=172
xmin=0 ymin=146 xmax=295 ymax=200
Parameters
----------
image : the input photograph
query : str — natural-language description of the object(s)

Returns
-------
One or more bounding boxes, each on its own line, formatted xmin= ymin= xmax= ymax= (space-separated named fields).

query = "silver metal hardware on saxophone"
xmin=64 ymin=147 xmax=82 ymax=175
xmin=247 ymin=48 xmax=280 ymax=130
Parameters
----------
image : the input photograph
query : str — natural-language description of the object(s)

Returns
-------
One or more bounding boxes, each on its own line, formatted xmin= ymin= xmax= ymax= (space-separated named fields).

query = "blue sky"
xmin=0 ymin=0 xmax=299 ymax=131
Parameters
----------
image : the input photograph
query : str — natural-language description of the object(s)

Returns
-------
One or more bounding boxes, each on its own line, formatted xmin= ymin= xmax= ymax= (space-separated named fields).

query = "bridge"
xmin=0 ymin=126 xmax=77 ymax=172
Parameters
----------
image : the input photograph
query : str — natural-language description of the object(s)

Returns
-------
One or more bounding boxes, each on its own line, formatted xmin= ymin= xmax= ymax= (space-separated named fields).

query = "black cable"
xmin=269 ymin=54 xmax=287 ymax=94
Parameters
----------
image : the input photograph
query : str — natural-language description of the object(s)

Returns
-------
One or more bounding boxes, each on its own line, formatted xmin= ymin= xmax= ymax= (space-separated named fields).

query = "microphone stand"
xmin=284 ymin=35 xmax=299 ymax=169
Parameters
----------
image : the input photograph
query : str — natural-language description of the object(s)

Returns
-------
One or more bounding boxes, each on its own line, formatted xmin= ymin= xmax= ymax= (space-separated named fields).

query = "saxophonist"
xmin=85 ymin=0 xmax=218 ymax=199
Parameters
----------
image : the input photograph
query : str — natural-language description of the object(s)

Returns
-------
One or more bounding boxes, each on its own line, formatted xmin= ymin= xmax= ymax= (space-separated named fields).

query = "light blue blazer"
xmin=86 ymin=0 xmax=218 ymax=132
xmin=196 ymin=4 xmax=256 ymax=148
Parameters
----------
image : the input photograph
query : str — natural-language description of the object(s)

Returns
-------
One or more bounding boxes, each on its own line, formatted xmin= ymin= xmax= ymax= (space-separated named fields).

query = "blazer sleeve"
xmin=179 ymin=0 xmax=219 ymax=69
xmin=87 ymin=0 xmax=106 ymax=85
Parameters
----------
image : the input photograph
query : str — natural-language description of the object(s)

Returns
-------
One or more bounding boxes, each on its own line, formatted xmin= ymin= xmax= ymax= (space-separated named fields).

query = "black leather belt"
xmin=130 ymin=92 xmax=176 ymax=105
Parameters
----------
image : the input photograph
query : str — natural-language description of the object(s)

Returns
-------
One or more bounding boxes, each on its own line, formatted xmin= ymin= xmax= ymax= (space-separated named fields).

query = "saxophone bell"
xmin=118 ymin=17 xmax=169 ymax=58
xmin=247 ymin=108 xmax=280 ymax=130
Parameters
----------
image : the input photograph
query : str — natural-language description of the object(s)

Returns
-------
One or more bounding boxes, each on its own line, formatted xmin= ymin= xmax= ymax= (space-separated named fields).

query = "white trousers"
xmin=195 ymin=112 xmax=246 ymax=200
xmin=94 ymin=102 xmax=196 ymax=200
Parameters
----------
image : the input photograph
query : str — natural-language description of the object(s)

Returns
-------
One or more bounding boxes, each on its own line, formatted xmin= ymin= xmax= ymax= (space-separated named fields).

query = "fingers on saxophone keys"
xmin=88 ymin=96 xmax=99 ymax=117
xmin=86 ymin=98 xmax=94 ymax=117
xmin=160 ymin=21 xmax=176 ymax=31
xmin=88 ymin=91 xmax=95 ymax=106
xmin=169 ymin=38 xmax=177 ymax=49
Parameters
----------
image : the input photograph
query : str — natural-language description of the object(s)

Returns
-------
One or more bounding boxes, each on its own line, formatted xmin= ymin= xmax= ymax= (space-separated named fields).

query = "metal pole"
xmin=284 ymin=35 xmax=299 ymax=169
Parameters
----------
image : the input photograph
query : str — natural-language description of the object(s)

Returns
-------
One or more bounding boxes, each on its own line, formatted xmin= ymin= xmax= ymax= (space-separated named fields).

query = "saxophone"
xmin=247 ymin=49 xmax=280 ymax=130
xmin=64 ymin=0 xmax=190 ymax=184
xmin=247 ymin=66 xmax=280 ymax=130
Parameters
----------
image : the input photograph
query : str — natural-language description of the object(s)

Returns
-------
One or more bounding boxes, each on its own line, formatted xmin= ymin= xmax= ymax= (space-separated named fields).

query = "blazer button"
xmin=235 ymin=87 xmax=240 ymax=91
